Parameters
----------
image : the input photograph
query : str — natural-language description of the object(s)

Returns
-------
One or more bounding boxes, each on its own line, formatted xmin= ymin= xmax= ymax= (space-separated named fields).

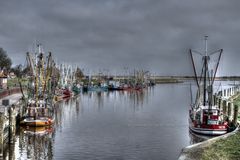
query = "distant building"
xmin=0 ymin=71 xmax=8 ymax=89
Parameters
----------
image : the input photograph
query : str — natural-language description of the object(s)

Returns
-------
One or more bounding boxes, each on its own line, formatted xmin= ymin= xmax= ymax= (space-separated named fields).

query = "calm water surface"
xmin=4 ymin=84 xmax=202 ymax=160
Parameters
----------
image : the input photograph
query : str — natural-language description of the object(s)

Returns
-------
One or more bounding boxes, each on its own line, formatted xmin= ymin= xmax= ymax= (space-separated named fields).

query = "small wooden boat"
xmin=20 ymin=104 xmax=55 ymax=127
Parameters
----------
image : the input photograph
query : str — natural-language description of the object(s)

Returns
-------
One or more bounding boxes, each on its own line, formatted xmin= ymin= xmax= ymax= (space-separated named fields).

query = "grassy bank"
xmin=198 ymin=97 xmax=240 ymax=160
xmin=200 ymin=131 xmax=240 ymax=160
xmin=182 ymin=131 xmax=240 ymax=160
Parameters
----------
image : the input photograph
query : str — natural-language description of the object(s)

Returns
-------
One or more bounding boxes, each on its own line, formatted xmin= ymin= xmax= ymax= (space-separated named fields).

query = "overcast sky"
xmin=0 ymin=0 xmax=240 ymax=76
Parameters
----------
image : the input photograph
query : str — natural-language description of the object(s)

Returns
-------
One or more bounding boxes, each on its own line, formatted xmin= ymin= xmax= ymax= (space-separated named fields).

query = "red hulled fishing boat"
xmin=189 ymin=36 xmax=227 ymax=135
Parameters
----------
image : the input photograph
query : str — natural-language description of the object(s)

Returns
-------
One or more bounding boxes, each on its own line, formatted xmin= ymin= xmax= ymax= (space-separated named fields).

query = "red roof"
xmin=0 ymin=71 xmax=7 ymax=78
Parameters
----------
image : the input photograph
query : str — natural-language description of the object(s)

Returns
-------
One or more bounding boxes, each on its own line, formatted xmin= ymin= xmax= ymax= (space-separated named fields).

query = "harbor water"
xmin=3 ymin=84 xmax=202 ymax=160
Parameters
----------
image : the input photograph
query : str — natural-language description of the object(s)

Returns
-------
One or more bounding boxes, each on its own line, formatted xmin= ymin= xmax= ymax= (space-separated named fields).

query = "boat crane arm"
xmin=26 ymin=52 xmax=36 ymax=76
xmin=191 ymin=50 xmax=204 ymax=56
xmin=43 ymin=52 xmax=52 ymax=97
xmin=208 ymin=49 xmax=223 ymax=56
xmin=190 ymin=49 xmax=199 ymax=88
xmin=211 ymin=49 xmax=223 ymax=86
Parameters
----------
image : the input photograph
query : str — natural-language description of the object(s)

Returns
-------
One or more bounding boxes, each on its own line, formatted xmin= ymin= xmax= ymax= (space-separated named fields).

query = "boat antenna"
xmin=205 ymin=35 xmax=208 ymax=56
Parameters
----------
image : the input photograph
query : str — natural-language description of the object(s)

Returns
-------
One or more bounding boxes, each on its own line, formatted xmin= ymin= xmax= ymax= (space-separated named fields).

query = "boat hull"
xmin=189 ymin=125 xmax=227 ymax=136
xmin=20 ymin=117 xmax=54 ymax=127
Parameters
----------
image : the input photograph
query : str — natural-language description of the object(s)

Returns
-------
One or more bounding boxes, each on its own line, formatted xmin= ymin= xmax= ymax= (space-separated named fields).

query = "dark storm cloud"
xmin=0 ymin=0 xmax=240 ymax=75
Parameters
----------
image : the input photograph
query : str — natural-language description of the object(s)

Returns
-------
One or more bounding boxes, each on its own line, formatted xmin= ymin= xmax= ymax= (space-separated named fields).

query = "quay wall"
xmin=0 ymin=88 xmax=22 ymax=99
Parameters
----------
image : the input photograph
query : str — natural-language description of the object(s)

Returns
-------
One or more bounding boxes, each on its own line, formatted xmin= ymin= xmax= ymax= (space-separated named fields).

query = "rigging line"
xmin=208 ymin=49 xmax=223 ymax=56
xmin=191 ymin=50 xmax=204 ymax=56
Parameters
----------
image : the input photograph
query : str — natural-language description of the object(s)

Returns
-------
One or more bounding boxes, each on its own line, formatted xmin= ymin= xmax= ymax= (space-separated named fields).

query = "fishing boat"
xmin=57 ymin=63 xmax=74 ymax=97
xmin=20 ymin=101 xmax=54 ymax=127
xmin=72 ymin=84 xmax=81 ymax=95
xmin=88 ymin=83 xmax=108 ymax=92
xmin=108 ymin=80 xmax=121 ymax=91
xmin=20 ymin=44 xmax=55 ymax=127
xmin=189 ymin=36 xmax=227 ymax=135
xmin=61 ymin=88 xmax=71 ymax=98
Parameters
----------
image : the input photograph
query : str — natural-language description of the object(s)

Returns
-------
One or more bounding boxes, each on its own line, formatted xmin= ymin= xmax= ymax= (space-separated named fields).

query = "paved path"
xmin=0 ymin=93 xmax=22 ymax=107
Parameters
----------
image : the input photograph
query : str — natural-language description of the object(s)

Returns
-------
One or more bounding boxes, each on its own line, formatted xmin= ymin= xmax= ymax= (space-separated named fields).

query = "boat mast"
xmin=190 ymin=36 xmax=223 ymax=108
xmin=203 ymin=36 xmax=208 ymax=106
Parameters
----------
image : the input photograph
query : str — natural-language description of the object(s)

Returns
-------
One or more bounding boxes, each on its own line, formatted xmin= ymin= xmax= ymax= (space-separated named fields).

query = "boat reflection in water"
xmin=19 ymin=126 xmax=55 ymax=160
xmin=82 ymin=88 xmax=150 ymax=111
xmin=20 ymin=126 xmax=54 ymax=136
xmin=2 ymin=125 xmax=55 ymax=160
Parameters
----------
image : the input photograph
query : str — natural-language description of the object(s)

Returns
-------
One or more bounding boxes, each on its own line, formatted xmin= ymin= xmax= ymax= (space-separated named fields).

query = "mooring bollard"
xmin=233 ymin=105 xmax=239 ymax=125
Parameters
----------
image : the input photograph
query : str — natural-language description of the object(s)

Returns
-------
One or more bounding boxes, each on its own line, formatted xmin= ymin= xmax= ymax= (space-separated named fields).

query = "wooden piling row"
xmin=0 ymin=103 xmax=18 ymax=157
xmin=0 ymin=112 xmax=4 ymax=157
xmin=216 ymin=86 xmax=240 ymax=126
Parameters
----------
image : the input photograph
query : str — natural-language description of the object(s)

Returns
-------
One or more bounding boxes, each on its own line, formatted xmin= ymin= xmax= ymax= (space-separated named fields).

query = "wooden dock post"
xmin=227 ymin=102 xmax=232 ymax=119
xmin=223 ymin=100 xmax=227 ymax=115
xmin=0 ymin=112 xmax=4 ymax=157
xmin=9 ymin=105 xmax=16 ymax=144
xmin=233 ymin=105 xmax=239 ymax=125
xmin=218 ymin=98 xmax=222 ymax=111
xmin=228 ymin=102 xmax=234 ymax=120
xmin=215 ymin=97 xmax=219 ymax=106
xmin=213 ymin=94 xmax=216 ymax=106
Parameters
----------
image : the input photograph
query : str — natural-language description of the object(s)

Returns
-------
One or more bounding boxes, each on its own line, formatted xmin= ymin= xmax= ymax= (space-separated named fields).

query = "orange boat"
xmin=20 ymin=116 xmax=54 ymax=127
xmin=20 ymin=103 xmax=54 ymax=127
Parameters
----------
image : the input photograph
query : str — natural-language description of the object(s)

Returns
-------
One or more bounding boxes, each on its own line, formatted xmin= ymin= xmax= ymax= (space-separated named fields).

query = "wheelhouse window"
xmin=207 ymin=120 xmax=218 ymax=125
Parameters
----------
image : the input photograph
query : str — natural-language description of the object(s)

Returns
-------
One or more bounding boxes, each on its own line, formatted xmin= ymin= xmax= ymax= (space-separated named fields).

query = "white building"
xmin=0 ymin=71 xmax=7 ymax=89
